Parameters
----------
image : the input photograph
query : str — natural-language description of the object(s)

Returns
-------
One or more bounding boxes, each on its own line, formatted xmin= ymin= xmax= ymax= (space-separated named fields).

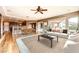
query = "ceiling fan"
xmin=31 ymin=6 xmax=47 ymax=14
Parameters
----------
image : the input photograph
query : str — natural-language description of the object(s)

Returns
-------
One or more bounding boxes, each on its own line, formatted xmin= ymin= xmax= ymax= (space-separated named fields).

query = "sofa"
xmin=46 ymin=28 xmax=68 ymax=39
xmin=47 ymin=31 xmax=68 ymax=39
xmin=64 ymin=33 xmax=79 ymax=53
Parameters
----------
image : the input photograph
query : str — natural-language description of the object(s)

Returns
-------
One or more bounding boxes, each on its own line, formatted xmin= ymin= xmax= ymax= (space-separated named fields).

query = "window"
xmin=59 ymin=20 xmax=66 ymax=29
xmin=68 ymin=17 xmax=78 ymax=30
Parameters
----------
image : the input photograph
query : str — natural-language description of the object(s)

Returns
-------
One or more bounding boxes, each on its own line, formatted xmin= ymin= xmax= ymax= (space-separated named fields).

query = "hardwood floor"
xmin=0 ymin=31 xmax=19 ymax=53
xmin=0 ymin=32 xmax=79 ymax=53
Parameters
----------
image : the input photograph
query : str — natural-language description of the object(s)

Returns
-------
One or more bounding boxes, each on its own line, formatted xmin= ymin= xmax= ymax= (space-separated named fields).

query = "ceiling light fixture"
xmin=31 ymin=6 xmax=47 ymax=14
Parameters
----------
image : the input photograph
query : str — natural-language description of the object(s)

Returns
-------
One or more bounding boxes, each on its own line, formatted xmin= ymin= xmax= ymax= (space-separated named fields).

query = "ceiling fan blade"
xmin=40 ymin=11 xmax=43 ymax=14
xmin=31 ymin=9 xmax=36 ymax=11
xmin=41 ymin=9 xmax=47 ymax=11
xmin=35 ymin=11 xmax=38 ymax=14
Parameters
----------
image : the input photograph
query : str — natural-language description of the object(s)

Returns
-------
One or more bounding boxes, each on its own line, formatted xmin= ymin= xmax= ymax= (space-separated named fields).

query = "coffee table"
xmin=38 ymin=34 xmax=58 ymax=48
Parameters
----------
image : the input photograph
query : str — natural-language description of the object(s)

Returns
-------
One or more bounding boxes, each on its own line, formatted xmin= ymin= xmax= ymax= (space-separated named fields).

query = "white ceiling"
xmin=0 ymin=6 xmax=79 ymax=20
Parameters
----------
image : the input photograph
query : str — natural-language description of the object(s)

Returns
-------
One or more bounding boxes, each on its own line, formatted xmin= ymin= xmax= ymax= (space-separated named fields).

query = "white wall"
xmin=0 ymin=7 xmax=5 ymax=15
xmin=4 ymin=22 xmax=9 ymax=31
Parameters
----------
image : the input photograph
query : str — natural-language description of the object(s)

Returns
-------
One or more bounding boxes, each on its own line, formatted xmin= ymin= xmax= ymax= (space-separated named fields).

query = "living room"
xmin=0 ymin=6 xmax=79 ymax=53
